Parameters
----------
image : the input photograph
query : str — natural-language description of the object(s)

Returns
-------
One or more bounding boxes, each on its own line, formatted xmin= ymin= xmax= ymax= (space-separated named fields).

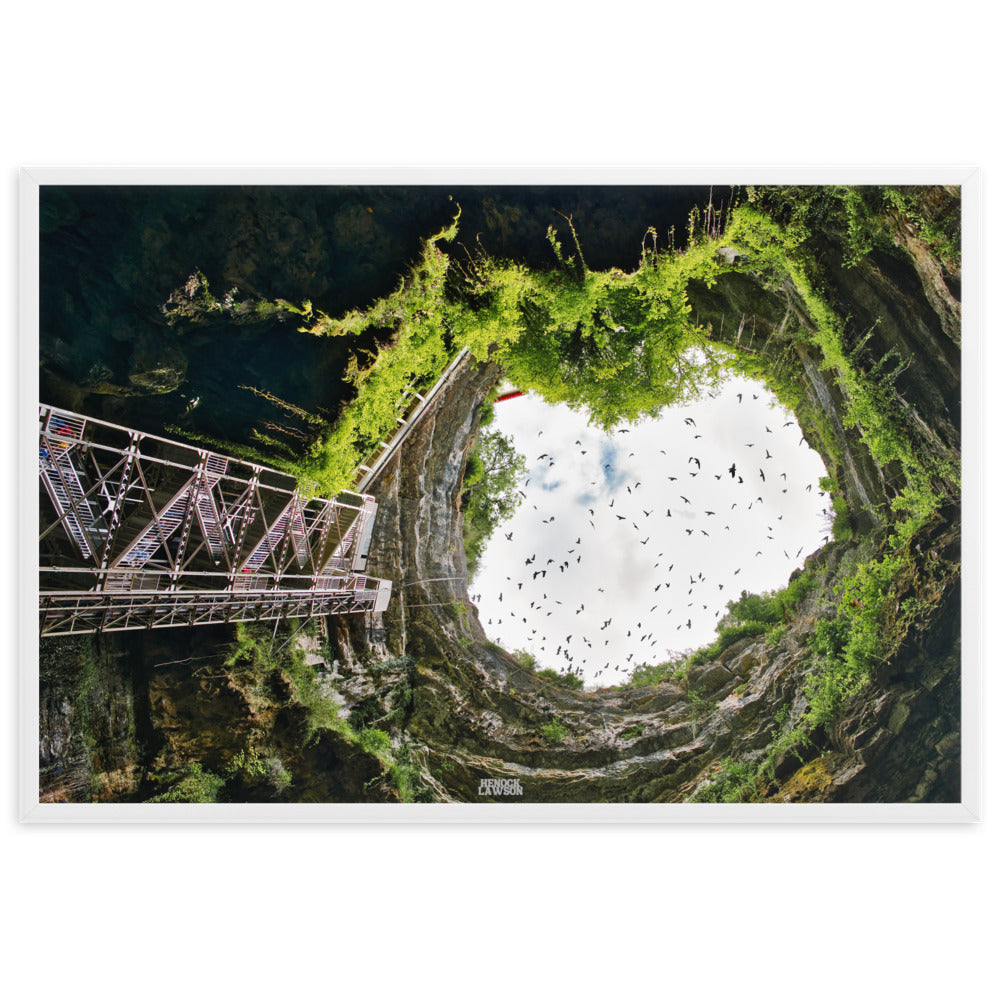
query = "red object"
xmin=495 ymin=390 xmax=526 ymax=403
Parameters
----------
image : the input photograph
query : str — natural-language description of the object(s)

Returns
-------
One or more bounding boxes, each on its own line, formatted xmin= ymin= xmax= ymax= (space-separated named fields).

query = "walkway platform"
xmin=38 ymin=405 xmax=393 ymax=636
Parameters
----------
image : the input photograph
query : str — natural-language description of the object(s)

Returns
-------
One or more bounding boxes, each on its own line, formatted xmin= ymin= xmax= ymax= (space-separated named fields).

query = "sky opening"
xmin=470 ymin=371 xmax=831 ymax=688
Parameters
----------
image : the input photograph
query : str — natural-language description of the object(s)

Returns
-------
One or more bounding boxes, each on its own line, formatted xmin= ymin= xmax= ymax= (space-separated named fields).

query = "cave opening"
xmin=469 ymin=361 xmax=831 ymax=689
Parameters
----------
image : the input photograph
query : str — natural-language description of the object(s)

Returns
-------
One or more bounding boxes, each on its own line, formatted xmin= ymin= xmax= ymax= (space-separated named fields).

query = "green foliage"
xmin=357 ymin=727 xmax=392 ymax=758
xmin=625 ymin=574 xmax=816 ymax=687
xmin=685 ymin=573 xmax=817 ymax=668
xmin=291 ymin=211 xmax=464 ymax=494
xmin=688 ymin=758 xmax=760 ymax=803
xmin=222 ymin=747 xmax=293 ymax=795
xmin=541 ymin=719 xmax=568 ymax=742
xmin=759 ymin=720 xmax=811 ymax=783
xmin=347 ymin=695 xmax=381 ymax=732
xmin=513 ymin=648 xmax=538 ymax=670
xmin=348 ymin=655 xmax=416 ymax=731
xmin=186 ymin=185 xmax=957 ymax=528
xmin=803 ymin=541 xmax=923 ymax=728
xmin=513 ymin=648 xmax=584 ymax=689
xmin=889 ymin=484 xmax=942 ymax=546
xmin=625 ymin=651 xmax=691 ymax=688
xmin=882 ymin=187 xmax=961 ymax=267
xmin=536 ymin=668 xmax=585 ymax=690
xmin=685 ymin=699 xmax=809 ymax=802
xmin=765 ymin=624 xmax=787 ymax=646
xmin=227 ymin=746 xmax=268 ymax=779
xmin=148 ymin=763 xmax=226 ymax=803
xmin=482 ymin=239 xmax=733 ymax=431
xmin=722 ymin=572 xmax=817 ymax=629
xmin=265 ymin=757 xmax=293 ymax=793
xmin=831 ymin=495 xmax=852 ymax=541
xmin=387 ymin=739 xmax=433 ymax=803
xmin=164 ymin=425 xmax=294 ymax=473
xmin=225 ymin=622 xmax=349 ymax=740
xmin=461 ymin=429 xmax=528 ymax=576
xmin=687 ymin=622 xmax=771 ymax=669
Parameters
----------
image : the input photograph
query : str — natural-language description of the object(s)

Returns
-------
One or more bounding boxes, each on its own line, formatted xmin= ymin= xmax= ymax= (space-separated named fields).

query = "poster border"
xmin=19 ymin=165 xmax=981 ymax=824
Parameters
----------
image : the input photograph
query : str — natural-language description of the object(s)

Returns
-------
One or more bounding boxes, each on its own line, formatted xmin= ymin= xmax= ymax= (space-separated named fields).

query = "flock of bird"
xmin=471 ymin=383 xmax=830 ymax=687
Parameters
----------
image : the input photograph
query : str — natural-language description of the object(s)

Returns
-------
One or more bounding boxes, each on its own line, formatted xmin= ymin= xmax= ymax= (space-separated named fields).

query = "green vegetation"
xmin=688 ymin=758 xmax=760 ymax=803
xmin=804 ymin=550 xmax=906 ymax=728
xmin=227 ymin=746 xmax=268 ymax=780
xmin=213 ymin=624 xmax=430 ymax=801
xmin=746 ymin=184 xmax=961 ymax=271
xmin=624 ymin=573 xmax=817 ymax=687
xmin=461 ymin=427 xmax=528 ymax=576
xmin=689 ymin=704 xmax=809 ymax=803
xmin=513 ymin=648 xmax=585 ymax=690
xmin=148 ymin=762 xmax=227 ymax=803
xmin=291 ymin=210 xmax=463 ymax=495
xmin=688 ymin=497 xmax=955 ymax=804
xmin=830 ymin=495 xmax=851 ymax=541
xmin=386 ymin=738 xmax=434 ymax=803
xmin=224 ymin=620 xmax=350 ymax=740
xmin=541 ymin=719 xmax=569 ymax=742
xmin=535 ymin=669 xmax=584 ymax=691
xmin=224 ymin=746 xmax=293 ymax=794
xmin=357 ymin=727 xmax=392 ymax=757
xmin=625 ymin=650 xmax=691 ymax=689
xmin=450 ymin=220 xmax=734 ymax=430
xmin=200 ymin=185 xmax=954 ymax=542
xmin=210 ymin=187 xmax=956 ymax=586
xmin=347 ymin=655 xmax=416 ymax=732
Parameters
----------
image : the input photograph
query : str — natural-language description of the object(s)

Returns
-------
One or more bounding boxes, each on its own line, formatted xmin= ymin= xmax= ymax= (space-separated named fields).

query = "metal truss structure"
xmin=38 ymin=405 xmax=392 ymax=637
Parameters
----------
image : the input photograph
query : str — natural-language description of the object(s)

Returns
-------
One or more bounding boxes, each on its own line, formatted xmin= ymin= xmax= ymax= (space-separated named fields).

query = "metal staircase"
xmin=38 ymin=405 xmax=393 ymax=636
xmin=38 ymin=413 xmax=107 ymax=560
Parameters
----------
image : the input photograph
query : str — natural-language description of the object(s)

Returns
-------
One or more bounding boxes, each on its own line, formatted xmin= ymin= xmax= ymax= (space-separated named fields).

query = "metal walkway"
xmin=353 ymin=347 xmax=471 ymax=492
xmin=38 ymin=405 xmax=392 ymax=637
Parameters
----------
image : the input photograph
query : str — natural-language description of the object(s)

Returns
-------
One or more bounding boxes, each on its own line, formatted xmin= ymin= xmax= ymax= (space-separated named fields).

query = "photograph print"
xmin=32 ymin=178 xmax=964 ymax=811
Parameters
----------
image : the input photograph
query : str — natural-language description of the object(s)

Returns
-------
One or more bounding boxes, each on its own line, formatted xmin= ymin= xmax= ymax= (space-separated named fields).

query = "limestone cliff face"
xmin=337 ymin=195 xmax=962 ymax=804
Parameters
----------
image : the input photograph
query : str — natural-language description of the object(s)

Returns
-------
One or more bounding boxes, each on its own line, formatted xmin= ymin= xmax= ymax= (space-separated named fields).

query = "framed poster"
xmin=20 ymin=167 xmax=980 ymax=821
